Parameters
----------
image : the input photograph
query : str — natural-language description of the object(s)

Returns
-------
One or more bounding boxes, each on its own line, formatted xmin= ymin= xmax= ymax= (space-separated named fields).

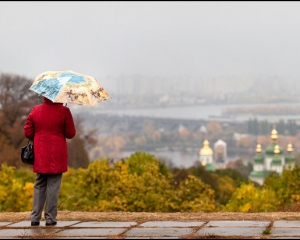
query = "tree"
xmin=67 ymin=116 xmax=97 ymax=168
xmin=189 ymin=165 xmax=219 ymax=193
xmin=217 ymin=175 xmax=236 ymax=205
xmin=170 ymin=167 xmax=190 ymax=188
xmin=143 ymin=119 xmax=155 ymax=140
xmin=216 ymin=168 xmax=250 ymax=189
xmin=0 ymin=164 xmax=34 ymax=211
xmin=67 ymin=136 xmax=90 ymax=169
xmin=224 ymin=182 xmax=278 ymax=212
xmin=206 ymin=121 xmax=222 ymax=140
xmin=151 ymin=130 xmax=162 ymax=142
xmin=257 ymin=135 xmax=270 ymax=148
xmin=0 ymin=73 xmax=37 ymax=167
xmin=0 ymin=73 xmax=36 ymax=127
xmin=60 ymin=153 xmax=217 ymax=212
xmin=179 ymin=127 xmax=190 ymax=140
xmin=236 ymin=136 xmax=252 ymax=148
xmin=232 ymin=159 xmax=250 ymax=177
xmin=103 ymin=135 xmax=126 ymax=158
xmin=247 ymin=161 xmax=253 ymax=173
xmin=247 ymin=118 xmax=253 ymax=134
xmin=134 ymin=135 xmax=147 ymax=147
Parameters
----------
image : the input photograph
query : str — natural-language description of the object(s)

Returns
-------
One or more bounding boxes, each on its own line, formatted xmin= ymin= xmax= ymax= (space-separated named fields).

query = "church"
xmin=199 ymin=139 xmax=227 ymax=171
xmin=249 ymin=127 xmax=295 ymax=185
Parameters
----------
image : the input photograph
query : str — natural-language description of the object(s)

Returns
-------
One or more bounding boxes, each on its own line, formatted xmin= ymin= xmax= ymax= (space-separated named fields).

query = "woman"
xmin=24 ymin=97 xmax=76 ymax=227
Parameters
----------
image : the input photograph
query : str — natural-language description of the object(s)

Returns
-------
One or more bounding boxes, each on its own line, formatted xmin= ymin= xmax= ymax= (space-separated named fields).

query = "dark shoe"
xmin=31 ymin=221 xmax=40 ymax=226
xmin=46 ymin=221 xmax=57 ymax=226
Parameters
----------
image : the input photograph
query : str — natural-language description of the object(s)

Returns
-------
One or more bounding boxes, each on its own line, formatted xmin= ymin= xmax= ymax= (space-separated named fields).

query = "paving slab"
xmin=51 ymin=237 xmax=107 ymax=239
xmin=125 ymin=237 xmax=179 ymax=239
xmin=0 ymin=238 xmax=24 ymax=239
xmin=195 ymin=227 xmax=266 ymax=237
xmin=0 ymin=222 xmax=12 ymax=227
xmin=8 ymin=220 xmax=81 ymax=228
xmin=0 ymin=237 xmax=27 ymax=239
xmin=206 ymin=220 xmax=270 ymax=227
xmin=271 ymin=238 xmax=300 ymax=239
xmin=0 ymin=236 xmax=32 ymax=239
xmin=0 ymin=237 xmax=108 ymax=239
xmin=271 ymin=228 xmax=300 ymax=237
xmin=71 ymin=221 xmax=137 ymax=228
xmin=139 ymin=221 xmax=205 ymax=227
xmin=0 ymin=228 xmax=58 ymax=237
xmin=125 ymin=227 xmax=193 ymax=237
xmin=273 ymin=220 xmax=300 ymax=228
xmin=56 ymin=228 xmax=127 ymax=237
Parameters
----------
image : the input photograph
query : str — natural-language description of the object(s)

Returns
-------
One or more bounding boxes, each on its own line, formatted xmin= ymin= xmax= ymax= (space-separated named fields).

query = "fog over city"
xmin=1 ymin=1 xmax=300 ymax=97
xmin=3 ymin=1 xmax=300 ymax=178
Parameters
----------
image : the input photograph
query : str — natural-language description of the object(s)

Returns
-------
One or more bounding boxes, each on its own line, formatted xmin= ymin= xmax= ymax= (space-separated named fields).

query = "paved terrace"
xmin=1 ymin=220 xmax=300 ymax=238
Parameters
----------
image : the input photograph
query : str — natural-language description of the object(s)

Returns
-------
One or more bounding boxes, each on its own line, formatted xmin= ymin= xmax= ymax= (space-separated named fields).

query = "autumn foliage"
xmin=0 ymin=153 xmax=218 ymax=212
xmin=59 ymin=152 xmax=216 ymax=212
xmin=223 ymin=164 xmax=300 ymax=212
xmin=3 ymin=152 xmax=300 ymax=213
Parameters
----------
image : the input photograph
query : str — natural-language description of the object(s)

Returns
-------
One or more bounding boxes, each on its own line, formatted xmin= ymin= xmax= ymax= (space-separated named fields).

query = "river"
xmin=77 ymin=101 xmax=300 ymax=123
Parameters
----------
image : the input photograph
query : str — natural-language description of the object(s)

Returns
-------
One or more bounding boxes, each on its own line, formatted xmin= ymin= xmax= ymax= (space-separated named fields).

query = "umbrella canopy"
xmin=29 ymin=70 xmax=111 ymax=107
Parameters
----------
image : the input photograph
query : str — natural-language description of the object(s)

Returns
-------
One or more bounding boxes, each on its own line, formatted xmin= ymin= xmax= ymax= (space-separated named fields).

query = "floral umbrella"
xmin=29 ymin=70 xmax=111 ymax=107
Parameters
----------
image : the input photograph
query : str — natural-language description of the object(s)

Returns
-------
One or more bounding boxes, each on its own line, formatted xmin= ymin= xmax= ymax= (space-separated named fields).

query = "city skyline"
xmin=2 ymin=1 xmax=300 ymax=94
xmin=103 ymin=73 xmax=300 ymax=96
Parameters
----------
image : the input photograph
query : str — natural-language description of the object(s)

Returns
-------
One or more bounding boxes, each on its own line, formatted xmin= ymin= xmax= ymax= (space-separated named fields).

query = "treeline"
xmin=247 ymin=118 xmax=298 ymax=136
xmin=2 ymin=152 xmax=300 ymax=212
xmin=0 ymin=152 xmax=250 ymax=212
xmin=0 ymin=73 xmax=96 ymax=169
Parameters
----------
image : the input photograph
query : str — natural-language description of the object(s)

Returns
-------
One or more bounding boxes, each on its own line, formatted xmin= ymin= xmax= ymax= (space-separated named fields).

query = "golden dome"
xmin=256 ymin=144 xmax=262 ymax=154
xmin=274 ymin=144 xmax=280 ymax=155
xmin=271 ymin=127 xmax=278 ymax=142
xmin=200 ymin=140 xmax=213 ymax=155
xmin=287 ymin=143 xmax=293 ymax=153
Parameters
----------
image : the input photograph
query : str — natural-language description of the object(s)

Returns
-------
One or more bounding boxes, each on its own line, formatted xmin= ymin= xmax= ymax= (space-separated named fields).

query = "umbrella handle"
xmin=37 ymin=92 xmax=46 ymax=103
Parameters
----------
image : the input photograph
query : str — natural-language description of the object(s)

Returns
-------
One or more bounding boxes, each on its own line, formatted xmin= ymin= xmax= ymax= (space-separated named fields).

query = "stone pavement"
xmin=1 ymin=220 xmax=300 ymax=238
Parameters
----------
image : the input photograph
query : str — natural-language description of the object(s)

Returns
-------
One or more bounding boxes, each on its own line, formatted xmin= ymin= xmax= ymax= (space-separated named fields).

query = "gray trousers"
xmin=30 ymin=173 xmax=62 ymax=223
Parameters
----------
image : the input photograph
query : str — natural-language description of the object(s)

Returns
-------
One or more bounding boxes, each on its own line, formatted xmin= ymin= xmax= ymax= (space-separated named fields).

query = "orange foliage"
xmin=151 ymin=130 xmax=162 ymax=142
xmin=236 ymin=136 xmax=254 ymax=148
xmin=134 ymin=136 xmax=147 ymax=147
xmin=206 ymin=121 xmax=222 ymax=139
xmin=256 ymin=135 xmax=270 ymax=148
xmin=179 ymin=128 xmax=190 ymax=140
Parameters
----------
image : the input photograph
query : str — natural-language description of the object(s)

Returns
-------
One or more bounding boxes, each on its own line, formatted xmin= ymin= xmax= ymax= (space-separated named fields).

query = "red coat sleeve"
xmin=64 ymin=107 xmax=76 ymax=139
xmin=24 ymin=108 xmax=35 ymax=139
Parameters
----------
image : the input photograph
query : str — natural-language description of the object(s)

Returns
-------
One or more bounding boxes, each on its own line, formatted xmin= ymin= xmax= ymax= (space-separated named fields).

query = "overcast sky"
xmin=1 ymin=1 xmax=300 ymax=85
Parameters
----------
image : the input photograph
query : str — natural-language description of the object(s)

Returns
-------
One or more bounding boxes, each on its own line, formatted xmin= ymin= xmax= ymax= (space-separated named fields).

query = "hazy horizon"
xmin=2 ymin=1 xmax=300 ymax=93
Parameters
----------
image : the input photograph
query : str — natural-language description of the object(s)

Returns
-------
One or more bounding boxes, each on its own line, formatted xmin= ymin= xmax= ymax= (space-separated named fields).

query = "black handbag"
xmin=21 ymin=139 xmax=34 ymax=165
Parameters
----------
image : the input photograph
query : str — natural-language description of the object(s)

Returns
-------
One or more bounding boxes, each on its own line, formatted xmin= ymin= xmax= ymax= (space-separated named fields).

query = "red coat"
xmin=24 ymin=97 xmax=76 ymax=173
